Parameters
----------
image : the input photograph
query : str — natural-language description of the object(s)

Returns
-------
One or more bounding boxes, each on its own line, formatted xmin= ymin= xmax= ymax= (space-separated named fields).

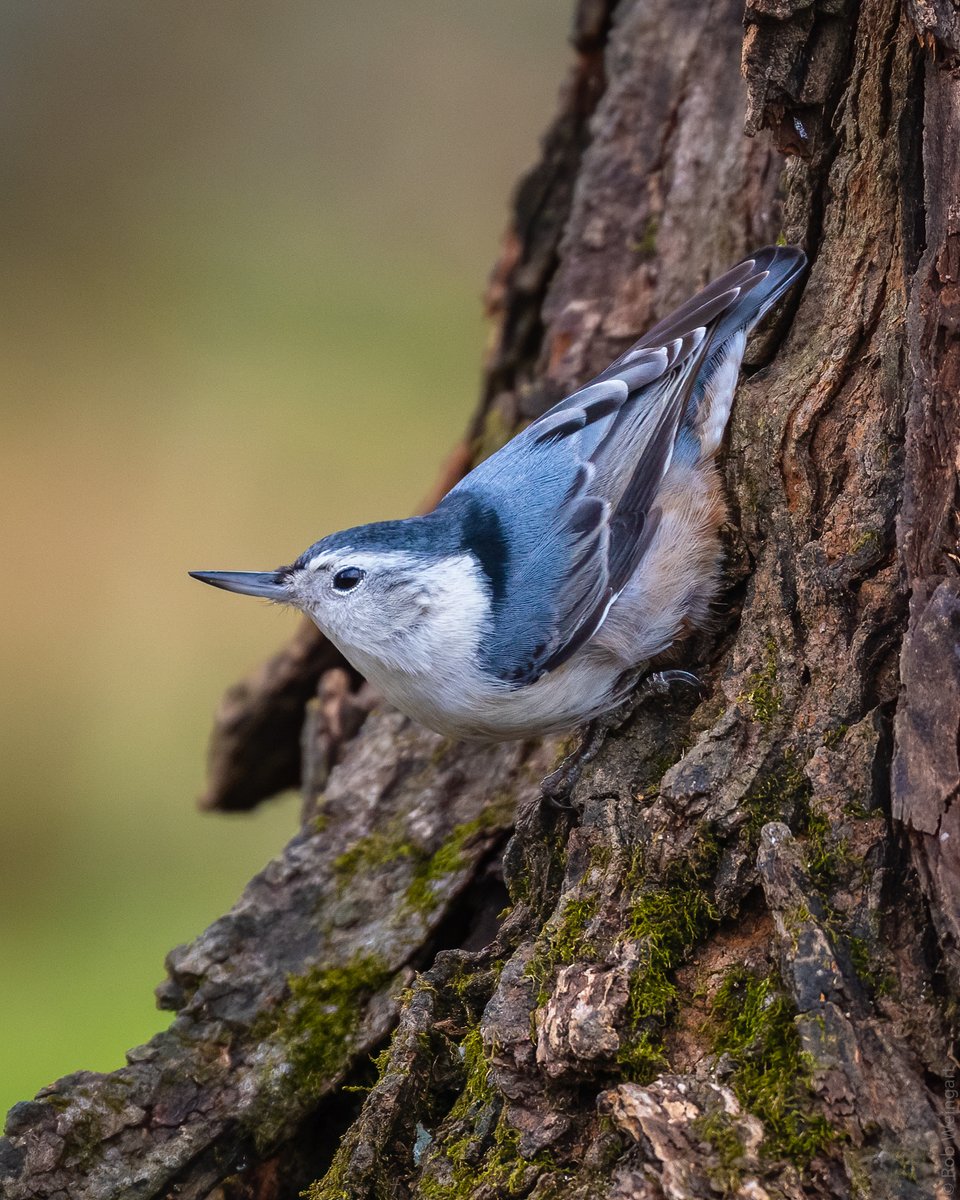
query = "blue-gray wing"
xmin=444 ymin=246 xmax=805 ymax=687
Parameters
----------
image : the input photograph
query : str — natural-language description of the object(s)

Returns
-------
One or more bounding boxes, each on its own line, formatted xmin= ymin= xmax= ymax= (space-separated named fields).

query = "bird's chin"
xmin=300 ymin=607 xmax=339 ymax=642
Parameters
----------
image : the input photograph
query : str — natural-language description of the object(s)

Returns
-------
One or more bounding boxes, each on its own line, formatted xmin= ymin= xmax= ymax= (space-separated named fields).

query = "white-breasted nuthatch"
xmin=191 ymin=246 xmax=805 ymax=740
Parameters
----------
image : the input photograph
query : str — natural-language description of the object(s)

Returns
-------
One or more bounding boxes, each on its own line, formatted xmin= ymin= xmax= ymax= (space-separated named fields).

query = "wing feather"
xmin=444 ymin=246 xmax=806 ymax=687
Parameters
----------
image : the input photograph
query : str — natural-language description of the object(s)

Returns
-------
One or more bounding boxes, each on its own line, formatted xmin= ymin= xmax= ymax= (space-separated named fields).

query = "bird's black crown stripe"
xmin=456 ymin=494 xmax=508 ymax=610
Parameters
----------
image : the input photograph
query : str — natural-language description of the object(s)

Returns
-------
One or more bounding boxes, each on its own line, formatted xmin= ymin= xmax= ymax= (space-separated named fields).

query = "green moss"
xmin=340 ymin=1037 xmax=397 ymax=1096
xmin=846 ymin=935 xmax=871 ymax=980
xmin=784 ymin=903 xmax=814 ymax=940
xmin=615 ymin=1028 xmax=668 ymax=1081
xmin=404 ymin=835 xmax=468 ymax=915
xmin=550 ymin=897 xmax=599 ymax=960
xmin=526 ymin=895 xmax=600 ymax=1006
xmin=454 ymin=1026 xmax=494 ymax=1113
xmin=444 ymin=957 xmax=504 ymax=1023
xmin=403 ymin=806 xmax=510 ymax=916
xmin=303 ymin=1149 xmax=351 ymax=1200
xmin=706 ymin=968 xmax=833 ymax=1166
xmin=624 ymin=883 xmax=720 ymax=1016
xmin=801 ymin=804 xmax=856 ymax=892
xmin=850 ymin=529 xmax=882 ymax=554
xmin=790 ymin=901 xmax=893 ymax=1000
xmin=405 ymin=1028 xmax=493 ymax=1191
xmin=822 ymin=723 xmax=849 ymax=748
xmin=257 ymin=953 xmax=392 ymax=1101
xmin=845 ymin=1150 xmax=873 ymax=1198
xmin=742 ymin=758 xmax=810 ymax=840
xmin=630 ymin=213 xmax=660 ymax=259
xmin=304 ymin=1024 xmax=440 ymax=1198
xmin=505 ymin=871 xmax=529 ymax=906
xmin=845 ymin=934 xmax=894 ymax=996
xmin=841 ymin=796 xmax=872 ymax=819
xmin=618 ymin=875 xmax=720 ymax=1080
xmin=525 ymin=836 xmax=723 ymax=1084
xmin=692 ymin=1108 xmax=747 ymax=1194
xmin=333 ymin=802 xmax=512 ymax=916
xmin=588 ymin=841 xmax=614 ymax=873
xmin=332 ymin=829 xmax=419 ymax=881
xmin=418 ymin=1029 xmax=558 ymax=1199
xmin=419 ymin=1120 xmax=540 ymax=1200
xmin=738 ymin=639 xmax=782 ymax=725
xmin=787 ymin=792 xmax=892 ymax=997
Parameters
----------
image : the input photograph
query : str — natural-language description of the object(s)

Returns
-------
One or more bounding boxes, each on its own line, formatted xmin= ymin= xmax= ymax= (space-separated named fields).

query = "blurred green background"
xmin=0 ymin=2 xmax=566 ymax=1117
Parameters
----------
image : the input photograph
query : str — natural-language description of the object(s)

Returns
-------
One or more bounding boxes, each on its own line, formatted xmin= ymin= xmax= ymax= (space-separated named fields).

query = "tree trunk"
xmin=3 ymin=1 xmax=957 ymax=1198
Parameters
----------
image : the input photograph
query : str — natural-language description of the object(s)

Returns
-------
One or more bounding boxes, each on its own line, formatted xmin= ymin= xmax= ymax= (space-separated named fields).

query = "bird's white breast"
xmin=317 ymin=552 xmax=626 ymax=740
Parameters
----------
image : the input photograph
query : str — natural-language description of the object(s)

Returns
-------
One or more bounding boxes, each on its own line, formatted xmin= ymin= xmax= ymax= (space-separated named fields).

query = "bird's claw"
xmin=539 ymin=671 xmax=702 ymax=809
xmin=540 ymin=764 xmax=579 ymax=810
xmin=636 ymin=669 xmax=703 ymax=700
xmin=539 ymin=718 xmax=608 ymax=810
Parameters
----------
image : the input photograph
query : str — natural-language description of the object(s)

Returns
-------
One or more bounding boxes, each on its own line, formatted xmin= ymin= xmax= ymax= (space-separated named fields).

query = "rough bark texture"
xmin=3 ymin=2 xmax=958 ymax=1198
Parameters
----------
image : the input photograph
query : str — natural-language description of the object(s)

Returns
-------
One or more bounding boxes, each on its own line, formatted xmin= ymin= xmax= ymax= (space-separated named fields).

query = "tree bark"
xmin=3 ymin=1 xmax=957 ymax=1198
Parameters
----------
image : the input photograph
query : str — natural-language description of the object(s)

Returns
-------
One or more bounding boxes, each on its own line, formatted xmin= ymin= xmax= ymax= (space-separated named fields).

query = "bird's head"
xmin=190 ymin=516 xmax=492 ymax=678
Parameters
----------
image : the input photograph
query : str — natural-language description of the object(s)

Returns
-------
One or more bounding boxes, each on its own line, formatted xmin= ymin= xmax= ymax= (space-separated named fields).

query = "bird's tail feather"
xmin=671 ymin=245 xmax=806 ymax=461
xmin=706 ymin=244 xmax=806 ymax=347
xmin=593 ymin=244 xmax=805 ymax=393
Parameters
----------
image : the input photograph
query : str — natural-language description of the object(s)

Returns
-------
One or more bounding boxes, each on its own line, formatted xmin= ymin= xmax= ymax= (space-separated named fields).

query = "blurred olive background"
xmin=0 ymin=2 xmax=567 ymax=1116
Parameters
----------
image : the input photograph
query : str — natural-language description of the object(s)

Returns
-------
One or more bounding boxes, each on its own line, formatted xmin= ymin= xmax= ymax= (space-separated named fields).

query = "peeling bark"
xmin=3 ymin=1 xmax=958 ymax=1198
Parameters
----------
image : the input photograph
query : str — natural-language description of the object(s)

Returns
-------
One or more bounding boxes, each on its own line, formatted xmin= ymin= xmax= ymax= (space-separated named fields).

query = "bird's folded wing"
xmin=451 ymin=339 xmax=710 ymax=686
xmin=448 ymin=249 xmax=801 ymax=687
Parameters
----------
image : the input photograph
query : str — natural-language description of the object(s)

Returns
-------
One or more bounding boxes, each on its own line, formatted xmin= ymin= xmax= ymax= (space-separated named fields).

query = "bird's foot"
xmin=635 ymin=668 xmax=702 ymax=701
xmin=539 ymin=672 xmax=702 ymax=810
xmin=540 ymin=719 xmax=607 ymax=810
xmin=591 ymin=669 xmax=702 ymax=740
xmin=540 ymin=703 xmax=631 ymax=810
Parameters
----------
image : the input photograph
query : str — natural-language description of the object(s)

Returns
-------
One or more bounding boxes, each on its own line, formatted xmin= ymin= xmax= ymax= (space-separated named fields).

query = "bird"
xmin=191 ymin=245 xmax=805 ymax=742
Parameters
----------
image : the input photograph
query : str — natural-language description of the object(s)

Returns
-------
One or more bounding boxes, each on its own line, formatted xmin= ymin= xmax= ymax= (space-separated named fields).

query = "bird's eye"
xmin=332 ymin=567 xmax=365 ymax=592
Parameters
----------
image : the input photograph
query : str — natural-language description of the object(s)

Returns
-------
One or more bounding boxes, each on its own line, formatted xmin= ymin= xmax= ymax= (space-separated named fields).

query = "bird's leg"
xmin=540 ymin=718 xmax=608 ymax=810
xmin=539 ymin=669 xmax=702 ymax=810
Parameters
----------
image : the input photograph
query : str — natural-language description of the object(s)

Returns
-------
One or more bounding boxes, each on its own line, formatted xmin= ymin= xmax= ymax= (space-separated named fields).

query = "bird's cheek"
xmin=329 ymin=602 xmax=365 ymax=645
xmin=319 ymin=603 xmax=344 ymax=636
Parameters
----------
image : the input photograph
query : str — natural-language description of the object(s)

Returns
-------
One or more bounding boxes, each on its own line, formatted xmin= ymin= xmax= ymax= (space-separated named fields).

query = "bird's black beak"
xmin=188 ymin=570 xmax=292 ymax=600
